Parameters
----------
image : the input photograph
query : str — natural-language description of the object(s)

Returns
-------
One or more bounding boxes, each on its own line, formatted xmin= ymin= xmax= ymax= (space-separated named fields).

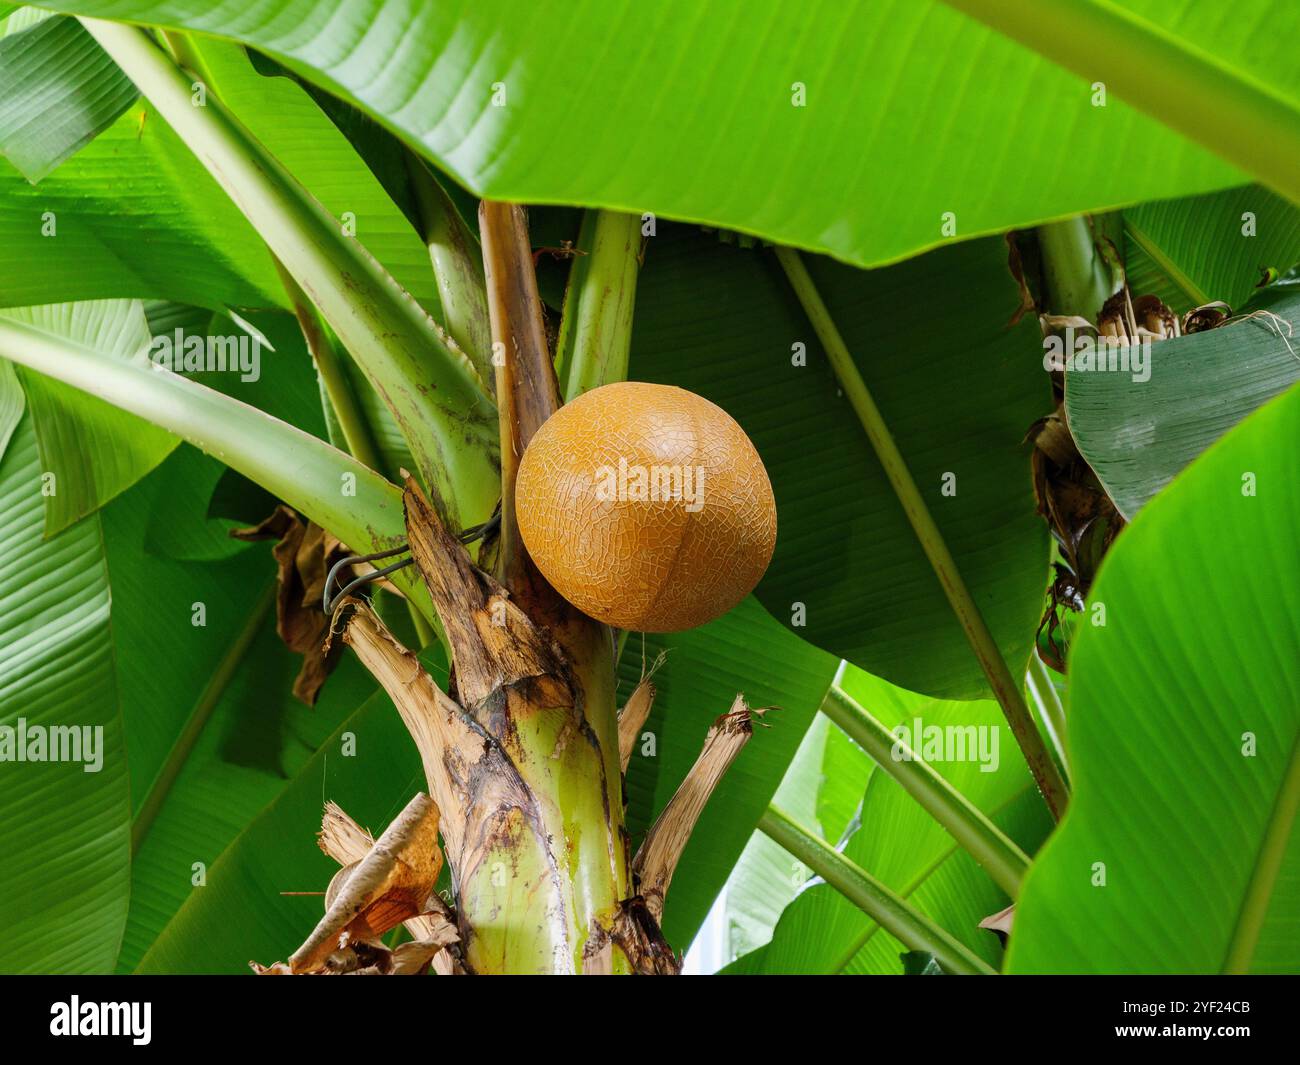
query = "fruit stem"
xmin=775 ymin=245 xmax=1069 ymax=822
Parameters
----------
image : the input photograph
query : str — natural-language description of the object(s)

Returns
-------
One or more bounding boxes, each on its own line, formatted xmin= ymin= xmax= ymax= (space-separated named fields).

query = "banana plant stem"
xmin=775 ymin=246 xmax=1068 ymax=821
xmin=820 ymin=686 xmax=1030 ymax=897
xmin=1038 ymin=216 xmax=1115 ymax=321
xmin=272 ymin=260 xmax=385 ymax=474
xmin=82 ymin=17 xmax=498 ymax=531
xmin=557 ymin=210 xmax=644 ymax=401
xmin=161 ymin=31 xmax=386 ymax=478
xmin=758 ymin=806 xmax=997 ymax=975
xmin=405 ymin=154 xmax=493 ymax=386
xmin=1026 ymin=650 xmax=1070 ymax=778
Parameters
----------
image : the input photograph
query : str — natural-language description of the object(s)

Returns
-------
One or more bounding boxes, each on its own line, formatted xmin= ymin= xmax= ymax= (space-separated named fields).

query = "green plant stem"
xmin=775 ymin=246 xmax=1068 ymax=821
xmin=406 ymin=154 xmax=493 ymax=387
xmin=557 ymin=210 xmax=643 ymax=401
xmin=160 ymin=31 xmax=387 ymax=476
xmin=132 ymin=580 xmax=275 ymax=854
xmin=81 ymin=17 xmax=498 ymax=531
xmin=1026 ymin=650 xmax=1069 ymax=778
xmin=758 ymin=806 xmax=997 ymax=975
xmin=1038 ymin=216 xmax=1115 ymax=320
xmin=1224 ymin=729 xmax=1300 ymax=973
xmin=272 ymin=260 xmax=385 ymax=472
xmin=938 ymin=0 xmax=1300 ymax=205
xmin=819 ymin=686 xmax=1031 ymax=897
xmin=0 ymin=313 xmax=431 ymax=619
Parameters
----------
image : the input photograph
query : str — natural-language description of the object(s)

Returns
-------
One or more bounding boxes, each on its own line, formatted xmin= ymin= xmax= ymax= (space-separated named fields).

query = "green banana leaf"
xmin=1 ymin=6 xmax=53 ymax=33
xmin=98 ymin=370 xmax=422 ymax=971
xmin=0 ymin=416 xmax=129 ymax=973
xmin=139 ymin=304 xmax=333 ymax=562
xmin=0 ymin=105 xmax=281 ymax=309
xmin=0 ymin=358 xmax=21 ymax=460
xmin=630 ymin=226 xmax=1050 ymax=699
xmin=4 ymin=300 xmax=179 ymax=535
xmin=0 ymin=14 xmax=136 ymax=181
xmin=1065 ymin=287 xmax=1300 ymax=518
xmin=142 ymin=445 xmax=254 ymax=561
xmin=118 ymin=616 xmax=384 ymax=969
xmin=0 ymin=37 xmax=437 ymax=314
xmin=133 ymin=682 xmax=427 ymax=973
xmin=174 ymin=34 xmax=441 ymax=316
xmin=1124 ymin=185 xmax=1300 ymax=312
xmin=712 ymin=712 xmax=870 ymax=962
xmin=36 ymin=0 xmax=1274 ymax=267
xmin=1008 ymin=381 xmax=1300 ymax=975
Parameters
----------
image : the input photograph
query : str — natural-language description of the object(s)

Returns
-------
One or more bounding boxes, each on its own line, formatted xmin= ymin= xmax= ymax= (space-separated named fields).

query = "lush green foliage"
xmin=0 ymin=1 xmax=1296 ymax=975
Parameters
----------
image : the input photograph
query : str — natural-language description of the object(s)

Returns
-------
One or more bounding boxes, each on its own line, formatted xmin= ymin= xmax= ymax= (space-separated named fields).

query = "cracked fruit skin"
xmin=516 ymin=381 xmax=777 ymax=631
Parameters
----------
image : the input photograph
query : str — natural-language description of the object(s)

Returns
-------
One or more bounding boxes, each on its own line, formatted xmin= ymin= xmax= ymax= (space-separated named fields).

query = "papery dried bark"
xmin=288 ymin=792 xmax=444 ymax=974
xmin=231 ymin=505 xmax=347 ymax=704
xmin=617 ymin=650 xmax=666 ymax=772
xmin=253 ymin=794 xmax=458 ymax=976
xmin=618 ymin=677 xmax=657 ymax=774
xmin=318 ymin=801 xmax=462 ymax=975
xmin=632 ymin=696 xmax=759 ymax=923
xmin=330 ymin=596 xmax=520 ymax=870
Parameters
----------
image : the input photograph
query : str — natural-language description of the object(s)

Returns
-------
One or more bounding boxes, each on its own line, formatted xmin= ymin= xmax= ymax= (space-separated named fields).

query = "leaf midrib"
xmin=1124 ymin=216 xmax=1211 ymax=309
xmin=1223 ymin=724 xmax=1300 ymax=973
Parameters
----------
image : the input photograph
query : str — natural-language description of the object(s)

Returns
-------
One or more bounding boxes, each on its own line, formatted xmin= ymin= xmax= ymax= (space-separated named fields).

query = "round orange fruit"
xmin=515 ymin=382 xmax=777 ymax=631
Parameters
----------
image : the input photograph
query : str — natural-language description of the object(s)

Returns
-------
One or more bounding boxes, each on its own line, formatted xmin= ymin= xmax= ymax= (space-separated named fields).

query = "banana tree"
xmin=0 ymin=0 xmax=1297 ymax=976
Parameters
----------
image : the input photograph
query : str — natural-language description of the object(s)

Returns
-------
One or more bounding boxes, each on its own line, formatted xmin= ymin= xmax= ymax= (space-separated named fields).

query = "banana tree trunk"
xmin=337 ymin=202 xmax=635 ymax=974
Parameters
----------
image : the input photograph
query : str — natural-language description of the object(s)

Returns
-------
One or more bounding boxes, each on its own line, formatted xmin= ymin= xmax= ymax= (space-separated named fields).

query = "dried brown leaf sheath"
xmin=288 ymin=792 xmax=443 ymax=973
xmin=318 ymin=802 xmax=462 ymax=975
xmin=480 ymin=200 xmax=562 ymax=598
xmin=332 ymin=598 xmax=492 ymax=866
xmin=401 ymin=472 xmax=573 ymax=715
xmin=633 ymin=696 xmax=757 ymax=921
xmin=231 ymin=505 xmax=346 ymax=704
xmin=618 ymin=649 xmax=667 ymax=772
xmin=618 ymin=678 xmax=656 ymax=773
